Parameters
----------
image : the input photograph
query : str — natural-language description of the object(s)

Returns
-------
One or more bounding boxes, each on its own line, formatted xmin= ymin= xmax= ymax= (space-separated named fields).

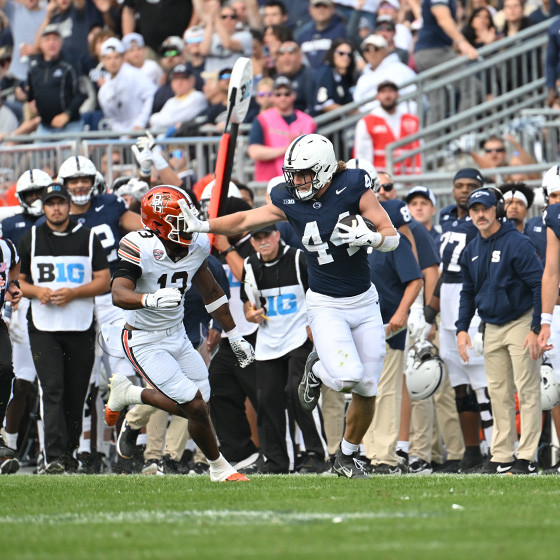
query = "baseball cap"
xmin=375 ymin=15 xmax=396 ymax=30
xmin=273 ymin=76 xmax=294 ymax=91
xmin=406 ymin=186 xmax=436 ymax=206
xmin=310 ymin=0 xmax=334 ymax=5
xmin=377 ymin=80 xmax=398 ymax=91
xmin=184 ymin=25 xmax=204 ymax=44
xmin=361 ymin=34 xmax=388 ymax=50
xmin=170 ymin=64 xmax=193 ymax=78
xmin=100 ymin=37 xmax=124 ymax=56
xmin=159 ymin=36 xmax=185 ymax=56
xmin=251 ymin=224 xmax=278 ymax=236
xmin=41 ymin=24 xmax=61 ymax=38
xmin=380 ymin=0 xmax=400 ymax=10
xmin=122 ymin=33 xmax=145 ymax=51
xmin=453 ymin=168 xmax=483 ymax=185
xmin=468 ymin=189 xmax=496 ymax=209
xmin=42 ymin=183 xmax=70 ymax=204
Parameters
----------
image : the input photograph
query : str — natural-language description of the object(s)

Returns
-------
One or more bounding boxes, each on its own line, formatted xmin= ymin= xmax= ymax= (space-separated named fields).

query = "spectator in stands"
xmin=122 ymin=0 xmax=191 ymax=52
xmin=274 ymin=40 xmax=315 ymax=113
xmin=496 ymin=0 xmax=532 ymax=36
xmin=462 ymin=7 xmax=498 ymax=48
xmin=414 ymin=0 xmax=478 ymax=127
xmin=529 ymin=0 xmax=554 ymax=25
xmin=377 ymin=170 xmax=398 ymax=201
xmin=149 ymin=64 xmax=207 ymax=130
xmin=237 ymin=182 xmax=254 ymax=207
xmin=262 ymin=0 xmax=289 ymax=29
xmin=296 ymin=0 xmax=347 ymax=69
xmin=199 ymin=67 xmax=231 ymax=131
xmin=97 ymin=37 xmax=156 ymax=131
xmin=263 ymin=24 xmax=293 ymax=71
xmin=1 ymin=0 xmax=46 ymax=83
xmin=353 ymin=34 xmax=417 ymax=114
xmin=28 ymin=24 xmax=86 ymax=136
xmin=374 ymin=15 xmax=409 ymax=65
xmin=376 ymin=0 xmax=413 ymax=52
xmin=354 ymin=80 xmax=420 ymax=175
xmin=244 ymin=76 xmax=274 ymax=122
xmin=199 ymin=1 xmax=253 ymax=74
xmin=183 ymin=27 xmax=205 ymax=80
xmin=313 ymin=38 xmax=356 ymax=115
xmin=122 ymin=33 xmax=164 ymax=87
xmin=546 ymin=15 xmax=560 ymax=107
xmin=37 ymin=0 xmax=96 ymax=70
xmin=250 ymin=29 xmax=267 ymax=81
xmin=248 ymin=76 xmax=315 ymax=182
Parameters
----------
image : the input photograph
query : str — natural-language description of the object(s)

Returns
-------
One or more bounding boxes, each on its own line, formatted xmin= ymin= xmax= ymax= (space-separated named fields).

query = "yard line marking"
xmin=0 ymin=509 xmax=433 ymax=526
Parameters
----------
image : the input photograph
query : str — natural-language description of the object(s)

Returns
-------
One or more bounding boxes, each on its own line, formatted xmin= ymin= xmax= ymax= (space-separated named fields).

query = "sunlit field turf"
xmin=2 ymin=475 xmax=560 ymax=560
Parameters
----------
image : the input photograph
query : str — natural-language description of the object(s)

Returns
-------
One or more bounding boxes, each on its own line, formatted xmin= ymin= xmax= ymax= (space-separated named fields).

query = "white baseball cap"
xmin=100 ymin=37 xmax=124 ymax=56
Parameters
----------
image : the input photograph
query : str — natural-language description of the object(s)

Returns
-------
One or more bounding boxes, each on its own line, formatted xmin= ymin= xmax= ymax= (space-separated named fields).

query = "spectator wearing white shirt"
xmin=97 ymin=38 xmax=156 ymax=132
xmin=353 ymin=34 xmax=417 ymax=114
xmin=149 ymin=64 xmax=208 ymax=130
xmin=122 ymin=33 xmax=164 ymax=87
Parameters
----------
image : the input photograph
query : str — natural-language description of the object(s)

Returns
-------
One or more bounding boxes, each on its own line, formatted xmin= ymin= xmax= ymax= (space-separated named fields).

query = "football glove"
xmin=408 ymin=305 xmax=428 ymax=340
xmin=337 ymin=215 xmax=382 ymax=247
xmin=228 ymin=334 xmax=255 ymax=368
xmin=177 ymin=199 xmax=210 ymax=233
xmin=142 ymin=288 xmax=182 ymax=309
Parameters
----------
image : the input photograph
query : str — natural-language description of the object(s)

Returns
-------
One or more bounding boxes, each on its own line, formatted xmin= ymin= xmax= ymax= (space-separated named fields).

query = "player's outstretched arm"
xmin=540 ymin=229 xmax=560 ymax=350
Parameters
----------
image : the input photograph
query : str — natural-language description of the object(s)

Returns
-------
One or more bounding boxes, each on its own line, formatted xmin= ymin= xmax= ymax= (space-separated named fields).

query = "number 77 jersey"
xmin=117 ymin=229 xmax=211 ymax=330
xmin=439 ymin=204 xmax=479 ymax=283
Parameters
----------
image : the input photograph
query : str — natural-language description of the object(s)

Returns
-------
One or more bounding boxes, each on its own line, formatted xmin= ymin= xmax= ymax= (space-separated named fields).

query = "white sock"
xmin=208 ymin=453 xmax=229 ymax=468
xmin=341 ymin=438 xmax=359 ymax=456
xmin=127 ymin=385 xmax=144 ymax=405
xmin=5 ymin=431 xmax=18 ymax=450
xmin=397 ymin=441 xmax=409 ymax=453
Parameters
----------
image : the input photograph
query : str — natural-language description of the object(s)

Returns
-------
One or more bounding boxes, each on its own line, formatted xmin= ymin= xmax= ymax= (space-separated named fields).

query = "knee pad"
xmin=455 ymin=391 xmax=480 ymax=413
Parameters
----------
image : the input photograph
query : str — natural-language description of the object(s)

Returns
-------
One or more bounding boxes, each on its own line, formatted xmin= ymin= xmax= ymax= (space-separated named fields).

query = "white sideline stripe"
xmin=0 ymin=509 xmax=430 ymax=526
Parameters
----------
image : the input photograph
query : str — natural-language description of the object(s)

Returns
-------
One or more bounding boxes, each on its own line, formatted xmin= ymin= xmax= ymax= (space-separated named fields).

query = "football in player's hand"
xmin=337 ymin=214 xmax=377 ymax=233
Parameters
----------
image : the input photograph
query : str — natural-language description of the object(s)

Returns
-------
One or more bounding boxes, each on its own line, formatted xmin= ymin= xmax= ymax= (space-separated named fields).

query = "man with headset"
xmin=456 ymin=187 xmax=543 ymax=475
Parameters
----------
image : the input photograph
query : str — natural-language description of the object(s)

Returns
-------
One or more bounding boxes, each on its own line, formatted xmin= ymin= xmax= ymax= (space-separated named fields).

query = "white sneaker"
xmin=105 ymin=375 xmax=141 ymax=426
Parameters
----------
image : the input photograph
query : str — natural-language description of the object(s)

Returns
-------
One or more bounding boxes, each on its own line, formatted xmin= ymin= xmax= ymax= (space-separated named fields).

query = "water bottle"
xmin=2 ymin=301 xmax=12 ymax=326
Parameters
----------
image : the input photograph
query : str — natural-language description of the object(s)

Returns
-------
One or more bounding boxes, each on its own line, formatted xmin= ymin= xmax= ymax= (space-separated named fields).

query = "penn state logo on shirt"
xmin=78 ymin=217 xmax=86 ymax=225
xmin=53 ymin=69 xmax=64 ymax=78
xmin=153 ymin=249 xmax=164 ymax=260
xmin=313 ymin=201 xmax=322 ymax=209
xmin=452 ymin=220 xmax=458 ymax=226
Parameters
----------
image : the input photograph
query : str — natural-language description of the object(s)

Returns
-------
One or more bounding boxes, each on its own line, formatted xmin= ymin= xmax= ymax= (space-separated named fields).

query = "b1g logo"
xmin=37 ymin=263 xmax=85 ymax=283
xmin=266 ymin=294 xmax=297 ymax=316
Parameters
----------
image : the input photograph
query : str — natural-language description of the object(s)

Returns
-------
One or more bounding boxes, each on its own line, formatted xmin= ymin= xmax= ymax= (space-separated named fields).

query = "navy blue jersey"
xmin=380 ymin=199 xmax=411 ymax=230
xmin=544 ymin=203 xmax=560 ymax=241
xmin=439 ymin=204 xmax=478 ymax=283
xmin=369 ymin=235 xmax=423 ymax=350
xmin=270 ymin=168 xmax=371 ymax=297
xmin=277 ymin=221 xmax=304 ymax=250
xmin=0 ymin=212 xmax=39 ymax=245
xmin=409 ymin=219 xmax=440 ymax=270
xmin=524 ymin=214 xmax=547 ymax=262
xmin=37 ymin=193 xmax=128 ymax=275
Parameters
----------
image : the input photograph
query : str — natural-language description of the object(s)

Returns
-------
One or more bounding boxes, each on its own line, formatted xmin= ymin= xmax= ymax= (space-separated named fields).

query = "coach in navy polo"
xmin=456 ymin=188 xmax=543 ymax=475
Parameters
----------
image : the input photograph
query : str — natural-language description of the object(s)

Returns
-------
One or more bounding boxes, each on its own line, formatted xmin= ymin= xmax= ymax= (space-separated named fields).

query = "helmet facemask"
xmin=283 ymin=168 xmax=320 ymax=201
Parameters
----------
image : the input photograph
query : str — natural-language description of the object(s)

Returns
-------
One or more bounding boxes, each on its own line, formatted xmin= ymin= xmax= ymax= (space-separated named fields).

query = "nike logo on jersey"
xmin=471 ymin=256 xmax=479 ymax=261
xmin=95 ymin=205 xmax=105 ymax=212
xmin=336 ymin=187 xmax=347 ymax=195
xmin=496 ymin=464 xmax=512 ymax=473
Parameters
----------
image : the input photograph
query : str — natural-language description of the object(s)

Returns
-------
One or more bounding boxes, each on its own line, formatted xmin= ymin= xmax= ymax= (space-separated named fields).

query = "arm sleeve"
xmin=112 ymin=259 xmax=142 ymax=284
xmin=17 ymin=232 xmax=32 ymax=277
xmin=240 ymin=262 xmax=248 ymax=304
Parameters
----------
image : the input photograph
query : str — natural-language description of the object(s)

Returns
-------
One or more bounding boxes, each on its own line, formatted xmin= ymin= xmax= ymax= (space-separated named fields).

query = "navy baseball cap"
xmin=453 ymin=168 xmax=483 ymax=185
xmin=406 ymin=185 xmax=436 ymax=206
xmin=468 ymin=189 xmax=496 ymax=209
xmin=251 ymin=224 xmax=278 ymax=236
xmin=42 ymin=183 xmax=70 ymax=203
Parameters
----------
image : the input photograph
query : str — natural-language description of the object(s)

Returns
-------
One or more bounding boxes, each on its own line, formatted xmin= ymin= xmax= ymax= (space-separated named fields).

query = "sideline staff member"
xmin=18 ymin=184 xmax=110 ymax=474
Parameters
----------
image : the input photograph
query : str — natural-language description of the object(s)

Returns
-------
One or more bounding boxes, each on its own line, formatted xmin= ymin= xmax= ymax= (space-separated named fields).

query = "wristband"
xmin=424 ymin=304 xmax=438 ymax=325
xmin=205 ymin=295 xmax=228 ymax=314
xmin=541 ymin=313 xmax=553 ymax=326
xmin=141 ymin=293 xmax=148 ymax=307
xmin=222 ymin=246 xmax=236 ymax=256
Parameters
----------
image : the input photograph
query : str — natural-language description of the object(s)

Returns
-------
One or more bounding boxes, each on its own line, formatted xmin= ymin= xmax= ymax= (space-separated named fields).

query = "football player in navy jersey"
xmin=2 ymin=169 xmax=52 ymax=458
xmin=55 ymin=155 xmax=142 ymax=471
xmin=183 ymin=133 xmax=400 ymax=478
xmin=427 ymin=168 xmax=493 ymax=472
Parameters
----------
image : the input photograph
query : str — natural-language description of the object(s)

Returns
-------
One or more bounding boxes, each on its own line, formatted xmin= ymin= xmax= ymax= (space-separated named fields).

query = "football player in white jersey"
xmin=105 ymin=185 xmax=254 ymax=482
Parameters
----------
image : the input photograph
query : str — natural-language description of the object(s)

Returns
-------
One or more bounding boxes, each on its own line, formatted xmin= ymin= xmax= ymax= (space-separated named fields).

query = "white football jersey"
xmin=118 ymin=230 xmax=210 ymax=330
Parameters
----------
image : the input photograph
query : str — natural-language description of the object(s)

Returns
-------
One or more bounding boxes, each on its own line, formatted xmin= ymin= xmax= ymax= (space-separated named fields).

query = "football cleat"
xmin=368 ymin=463 xmax=401 ymax=475
xmin=396 ymin=449 xmax=409 ymax=473
xmin=142 ymin=459 xmax=159 ymax=475
xmin=104 ymin=374 xmax=139 ymax=426
xmin=408 ymin=457 xmax=433 ymax=475
xmin=332 ymin=447 xmax=370 ymax=479
xmin=477 ymin=460 xmax=514 ymax=475
xmin=225 ymin=473 xmax=250 ymax=481
xmin=298 ymin=350 xmax=322 ymax=412
xmin=116 ymin=419 xmax=141 ymax=459
xmin=0 ymin=438 xmax=20 ymax=475
xmin=506 ymin=458 xmax=538 ymax=475
xmin=541 ymin=461 xmax=560 ymax=475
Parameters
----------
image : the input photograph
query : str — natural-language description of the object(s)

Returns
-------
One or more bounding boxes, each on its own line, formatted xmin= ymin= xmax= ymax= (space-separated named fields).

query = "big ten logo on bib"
xmin=266 ymin=293 xmax=297 ymax=317
xmin=37 ymin=262 xmax=86 ymax=283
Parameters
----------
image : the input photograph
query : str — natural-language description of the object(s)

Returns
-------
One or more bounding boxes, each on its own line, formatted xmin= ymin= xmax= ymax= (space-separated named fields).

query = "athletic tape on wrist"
xmin=374 ymin=233 xmax=400 ymax=252
xmin=205 ymin=295 xmax=228 ymax=314
xmin=541 ymin=313 xmax=553 ymax=325
xmin=141 ymin=293 xmax=149 ymax=307
xmin=226 ymin=326 xmax=240 ymax=339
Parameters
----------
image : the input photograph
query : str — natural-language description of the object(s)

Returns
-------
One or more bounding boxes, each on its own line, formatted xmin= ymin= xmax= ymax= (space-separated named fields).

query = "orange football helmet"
xmin=140 ymin=185 xmax=198 ymax=246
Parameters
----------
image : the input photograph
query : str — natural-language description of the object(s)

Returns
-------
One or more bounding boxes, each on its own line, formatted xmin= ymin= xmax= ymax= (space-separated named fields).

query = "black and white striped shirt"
xmin=0 ymin=237 xmax=19 ymax=311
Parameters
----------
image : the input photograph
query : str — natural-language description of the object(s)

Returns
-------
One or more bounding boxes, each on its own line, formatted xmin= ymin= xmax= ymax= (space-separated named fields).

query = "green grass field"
xmin=2 ymin=475 xmax=560 ymax=560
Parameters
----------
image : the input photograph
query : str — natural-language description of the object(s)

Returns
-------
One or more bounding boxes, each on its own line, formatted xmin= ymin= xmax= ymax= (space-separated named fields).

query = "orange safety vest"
xmin=362 ymin=113 xmax=421 ymax=175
